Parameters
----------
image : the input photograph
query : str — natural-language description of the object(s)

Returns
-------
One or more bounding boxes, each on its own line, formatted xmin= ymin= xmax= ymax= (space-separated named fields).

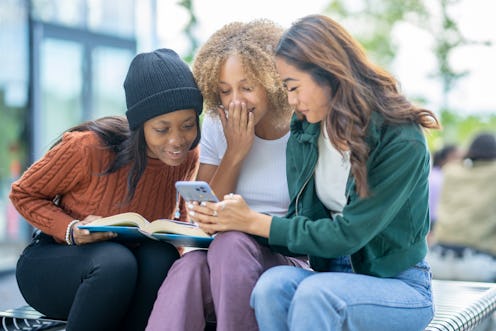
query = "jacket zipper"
xmin=295 ymin=164 xmax=316 ymax=216
xmin=301 ymin=167 xmax=358 ymax=273
xmin=344 ymin=176 xmax=356 ymax=273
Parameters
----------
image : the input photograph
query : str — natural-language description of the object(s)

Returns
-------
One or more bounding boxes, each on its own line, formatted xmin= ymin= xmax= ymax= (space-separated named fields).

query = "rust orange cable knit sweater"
xmin=10 ymin=131 xmax=199 ymax=243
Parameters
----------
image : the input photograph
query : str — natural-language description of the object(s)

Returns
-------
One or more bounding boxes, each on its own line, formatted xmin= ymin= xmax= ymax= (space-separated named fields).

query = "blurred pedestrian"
xmin=427 ymin=144 xmax=461 ymax=243
xmin=428 ymin=132 xmax=496 ymax=282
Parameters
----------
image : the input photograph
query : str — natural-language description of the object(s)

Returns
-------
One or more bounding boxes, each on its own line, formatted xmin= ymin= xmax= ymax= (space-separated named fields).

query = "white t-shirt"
xmin=315 ymin=122 xmax=351 ymax=214
xmin=200 ymin=115 xmax=290 ymax=216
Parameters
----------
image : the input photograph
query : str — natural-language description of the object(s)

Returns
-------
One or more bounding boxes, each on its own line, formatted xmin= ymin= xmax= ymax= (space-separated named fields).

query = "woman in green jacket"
xmin=190 ymin=14 xmax=440 ymax=331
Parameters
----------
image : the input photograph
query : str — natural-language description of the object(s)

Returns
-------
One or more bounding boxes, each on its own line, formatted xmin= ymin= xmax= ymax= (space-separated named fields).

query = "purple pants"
xmin=146 ymin=231 xmax=308 ymax=331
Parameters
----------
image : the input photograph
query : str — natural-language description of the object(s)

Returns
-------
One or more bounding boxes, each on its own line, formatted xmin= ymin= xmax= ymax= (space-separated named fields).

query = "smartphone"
xmin=175 ymin=181 xmax=219 ymax=203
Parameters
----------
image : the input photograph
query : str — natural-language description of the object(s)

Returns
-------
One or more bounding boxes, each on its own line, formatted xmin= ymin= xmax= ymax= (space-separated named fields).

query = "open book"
xmin=78 ymin=212 xmax=213 ymax=248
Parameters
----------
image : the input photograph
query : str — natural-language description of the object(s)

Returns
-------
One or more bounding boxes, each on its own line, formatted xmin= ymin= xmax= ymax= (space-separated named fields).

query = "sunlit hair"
xmin=51 ymin=116 xmax=148 ymax=203
xmin=193 ymin=19 xmax=292 ymax=128
xmin=276 ymin=14 xmax=440 ymax=197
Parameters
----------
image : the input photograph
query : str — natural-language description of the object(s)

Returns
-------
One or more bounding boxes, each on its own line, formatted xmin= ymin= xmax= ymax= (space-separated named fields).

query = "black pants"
xmin=16 ymin=232 xmax=179 ymax=331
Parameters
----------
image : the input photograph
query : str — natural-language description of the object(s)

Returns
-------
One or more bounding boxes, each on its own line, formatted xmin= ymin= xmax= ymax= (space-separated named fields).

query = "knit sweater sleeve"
xmin=10 ymin=131 xmax=94 ymax=242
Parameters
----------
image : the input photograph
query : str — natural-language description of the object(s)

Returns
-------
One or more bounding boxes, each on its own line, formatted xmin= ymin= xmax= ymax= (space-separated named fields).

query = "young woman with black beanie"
xmin=10 ymin=48 xmax=203 ymax=331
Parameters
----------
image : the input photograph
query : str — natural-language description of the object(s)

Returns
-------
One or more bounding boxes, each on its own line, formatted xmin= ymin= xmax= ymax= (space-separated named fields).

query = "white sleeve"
xmin=199 ymin=114 xmax=226 ymax=166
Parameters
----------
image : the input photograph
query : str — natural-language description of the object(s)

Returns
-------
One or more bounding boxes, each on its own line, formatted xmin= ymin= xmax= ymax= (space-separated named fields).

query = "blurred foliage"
xmin=428 ymin=111 xmax=496 ymax=151
xmin=324 ymin=0 xmax=495 ymax=151
xmin=0 ymin=94 xmax=27 ymax=189
xmin=429 ymin=0 xmax=491 ymax=110
xmin=178 ymin=0 xmax=199 ymax=63
xmin=432 ymin=0 xmax=468 ymax=107
xmin=324 ymin=0 xmax=429 ymax=68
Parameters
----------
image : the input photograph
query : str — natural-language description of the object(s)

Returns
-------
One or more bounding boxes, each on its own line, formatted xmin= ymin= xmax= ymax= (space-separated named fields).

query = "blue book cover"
xmin=78 ymin=212 xmax=213 ymax=247
xmin=78 ymin=225 xmax=147 ymax=241
xmin=149 ymin=233 xmax=213 ymax=248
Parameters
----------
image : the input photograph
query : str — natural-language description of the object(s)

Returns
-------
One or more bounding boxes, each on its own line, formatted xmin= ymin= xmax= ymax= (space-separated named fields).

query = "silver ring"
xmin=220 ymin=202 xmax=226 ymax=210
xmin=213 ymin=210 xmax=218 ymax=217
xmin=228 ymin=193 xmax=234 ymax=199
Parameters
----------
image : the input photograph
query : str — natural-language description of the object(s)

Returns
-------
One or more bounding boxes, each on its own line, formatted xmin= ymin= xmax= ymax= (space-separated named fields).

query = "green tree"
xmin=324 ymin=0 xmax=495 ymax=150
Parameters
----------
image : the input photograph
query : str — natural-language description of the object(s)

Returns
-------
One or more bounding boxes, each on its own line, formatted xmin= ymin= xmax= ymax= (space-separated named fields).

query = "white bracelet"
xmin=65 ymin=220 xmax=80 ymax=245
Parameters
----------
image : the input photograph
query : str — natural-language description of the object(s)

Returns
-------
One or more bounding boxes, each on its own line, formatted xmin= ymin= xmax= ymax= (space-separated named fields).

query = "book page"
xmin=143 ymin=219 xmax=211 ymax=238
xmin=85 ymin=212 xmax=149 ymax=228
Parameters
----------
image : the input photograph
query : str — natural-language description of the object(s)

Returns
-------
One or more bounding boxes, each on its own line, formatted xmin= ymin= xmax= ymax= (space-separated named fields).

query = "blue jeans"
xmin=250 ymin=257 xmax=434 ymax=331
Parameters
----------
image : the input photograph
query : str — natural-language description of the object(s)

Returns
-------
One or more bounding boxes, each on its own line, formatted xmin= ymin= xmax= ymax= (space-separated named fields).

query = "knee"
xmin=251 ymin=266 xmax=293 ymax=304
xmin=207 ymin=232 xmax=265 ymax=279
xmin=292 ymin=277 xmax=325 ymax=304
xmin=90 ymin=243 xmax=137 ymax=283
xmin=207 ymin=231 xmax=257 ymax=262
xmin=209 ymin=231 xmax=255 ymax=252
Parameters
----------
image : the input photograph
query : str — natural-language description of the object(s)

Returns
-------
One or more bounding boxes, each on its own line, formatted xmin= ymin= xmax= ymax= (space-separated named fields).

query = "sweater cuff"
xmin=53 ymin=215 xmax=76 ymax=243
xmin=269 ymin=216 xmax=291 ymax=247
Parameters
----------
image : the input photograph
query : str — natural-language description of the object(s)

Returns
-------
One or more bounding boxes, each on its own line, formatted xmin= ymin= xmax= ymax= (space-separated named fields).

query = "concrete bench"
xmin=1 ymin=280 xmax=495 ymax=331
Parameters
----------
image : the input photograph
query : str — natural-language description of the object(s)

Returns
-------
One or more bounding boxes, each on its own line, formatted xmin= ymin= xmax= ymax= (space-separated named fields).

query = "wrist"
xmin=65 ymin=220 xmax=80 ymax=245
xmin=222 ymin=149 xmax=248 ymax=166
xmin=248 ymin=212 xmax=271 ymax=238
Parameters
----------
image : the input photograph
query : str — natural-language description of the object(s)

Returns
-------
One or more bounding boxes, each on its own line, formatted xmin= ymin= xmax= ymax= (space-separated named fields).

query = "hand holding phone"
xmin=175 ymin=181 xmax=219 ymax=203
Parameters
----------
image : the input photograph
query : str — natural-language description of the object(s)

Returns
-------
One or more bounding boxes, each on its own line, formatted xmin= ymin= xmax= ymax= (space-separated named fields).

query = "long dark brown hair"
xmin=276 ymin=14 xmax=440 ymax=197
xmin=51 ymin=116 xmax=148 ymax=202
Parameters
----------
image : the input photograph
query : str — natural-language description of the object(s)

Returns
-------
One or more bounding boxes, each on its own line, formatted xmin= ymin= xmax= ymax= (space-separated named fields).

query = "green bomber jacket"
xmin=269 ymin=112 xmax=431 ymax=277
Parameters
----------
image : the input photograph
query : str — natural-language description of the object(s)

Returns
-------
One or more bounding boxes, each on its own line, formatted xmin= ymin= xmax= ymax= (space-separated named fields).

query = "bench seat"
xmin=426 ymin=280 xmax=496 ymax=331
xmin=0 ymin=306 xmax=65 ymax=331
xmin=1 ymin=279 xmax=495 ymax=331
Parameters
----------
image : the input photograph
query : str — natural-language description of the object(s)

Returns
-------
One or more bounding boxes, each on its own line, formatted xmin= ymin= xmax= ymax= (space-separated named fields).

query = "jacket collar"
xmin=290 ymin=114 xmax=321 ymax=145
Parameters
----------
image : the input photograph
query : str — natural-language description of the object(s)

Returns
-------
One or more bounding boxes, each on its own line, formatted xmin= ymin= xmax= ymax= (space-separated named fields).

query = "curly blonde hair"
xmin=193 ymin=19 xmax=292 ymax=128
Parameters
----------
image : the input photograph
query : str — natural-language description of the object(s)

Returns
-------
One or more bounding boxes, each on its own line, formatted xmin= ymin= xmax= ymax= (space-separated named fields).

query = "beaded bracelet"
xmin=70 ymin=224 xmax=77 ymax=245
xmin=65 ymin=220 xmax=80 ymax=245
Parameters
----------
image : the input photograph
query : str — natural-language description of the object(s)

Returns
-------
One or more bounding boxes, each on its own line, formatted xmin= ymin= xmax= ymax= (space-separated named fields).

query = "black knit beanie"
xmin=124 ymin=49 xmax=203 ymax=132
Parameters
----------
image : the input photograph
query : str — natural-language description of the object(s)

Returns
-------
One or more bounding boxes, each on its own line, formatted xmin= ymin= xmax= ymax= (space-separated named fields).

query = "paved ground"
xmin=0 ymin=242 xmax=26 ymax=310
xmin=0 ymin=271 xmax=27 ymax=311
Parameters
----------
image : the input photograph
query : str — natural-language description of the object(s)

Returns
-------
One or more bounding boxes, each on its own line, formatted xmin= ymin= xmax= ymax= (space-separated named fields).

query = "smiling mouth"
xmin=166 ymin=150 xmax=187 ymax=159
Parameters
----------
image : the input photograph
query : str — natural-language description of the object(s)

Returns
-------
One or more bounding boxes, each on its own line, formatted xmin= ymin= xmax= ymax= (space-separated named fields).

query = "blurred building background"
xmin=0 ymin=0 xmax=164 ymax=244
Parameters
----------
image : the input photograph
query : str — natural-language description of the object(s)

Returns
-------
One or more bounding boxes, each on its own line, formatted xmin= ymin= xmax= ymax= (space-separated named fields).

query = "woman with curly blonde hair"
xmin=146 ymin=19 xmax=308 ymax=331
